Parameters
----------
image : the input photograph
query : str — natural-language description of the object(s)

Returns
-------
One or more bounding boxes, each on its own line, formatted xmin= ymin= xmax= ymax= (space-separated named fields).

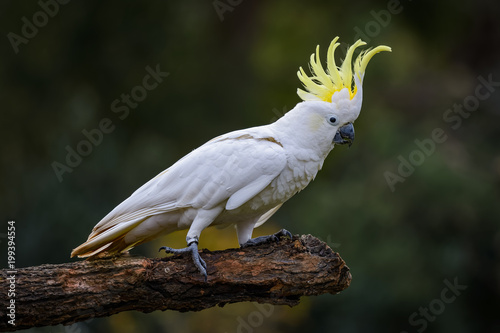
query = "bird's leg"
xmin=159 ymin=236 xmax=207 ymax=281
xmin=240 ymin=229 xmax=292 ymax=248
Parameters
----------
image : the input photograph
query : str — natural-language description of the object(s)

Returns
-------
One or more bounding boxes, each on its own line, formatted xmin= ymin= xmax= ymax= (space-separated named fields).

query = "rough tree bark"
xmin=0 ymin=234 xmax=351 ymax=332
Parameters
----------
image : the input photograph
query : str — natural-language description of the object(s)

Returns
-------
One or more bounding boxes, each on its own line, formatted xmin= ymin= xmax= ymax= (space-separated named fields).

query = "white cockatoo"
xmin=71 ymin=37 xmax=391 ymax=278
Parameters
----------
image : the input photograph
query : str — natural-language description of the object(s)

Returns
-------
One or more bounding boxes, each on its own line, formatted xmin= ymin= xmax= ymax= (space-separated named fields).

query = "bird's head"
xmin=275 ymin=37 xmax=390 ymax=151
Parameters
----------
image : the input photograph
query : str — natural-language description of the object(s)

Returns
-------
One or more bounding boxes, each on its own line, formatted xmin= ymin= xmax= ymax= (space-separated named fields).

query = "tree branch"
xmin=0 ymin=234 xmax=351 ymax=331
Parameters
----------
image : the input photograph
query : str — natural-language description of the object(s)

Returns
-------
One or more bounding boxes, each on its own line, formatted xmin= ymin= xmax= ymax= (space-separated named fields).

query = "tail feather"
xmin=71 ymin=217 xmax=146 ymax=258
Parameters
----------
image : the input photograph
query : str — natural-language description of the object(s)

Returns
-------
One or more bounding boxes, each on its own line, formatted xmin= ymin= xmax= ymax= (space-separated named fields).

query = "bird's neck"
xmin=270 ymin=104 xmax=334 ymax=161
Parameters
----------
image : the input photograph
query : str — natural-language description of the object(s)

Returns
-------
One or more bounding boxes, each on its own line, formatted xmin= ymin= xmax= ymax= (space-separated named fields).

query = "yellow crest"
xmin=297 ymin=37 xmax=391 ymax=102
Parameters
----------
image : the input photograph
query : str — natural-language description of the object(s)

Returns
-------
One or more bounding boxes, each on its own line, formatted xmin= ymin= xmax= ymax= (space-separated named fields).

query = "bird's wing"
xmin=88 ymin=131 xmax=287 ymax=238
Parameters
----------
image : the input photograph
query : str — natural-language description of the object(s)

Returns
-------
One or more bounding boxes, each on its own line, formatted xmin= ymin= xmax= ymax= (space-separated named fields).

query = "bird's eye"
xmin=327 ymin=115 xmax=338 ymax=125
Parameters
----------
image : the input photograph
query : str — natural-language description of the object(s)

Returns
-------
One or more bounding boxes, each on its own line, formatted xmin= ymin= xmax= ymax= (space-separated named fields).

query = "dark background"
xmin=1 ymin=0 xmax=499 ymax=332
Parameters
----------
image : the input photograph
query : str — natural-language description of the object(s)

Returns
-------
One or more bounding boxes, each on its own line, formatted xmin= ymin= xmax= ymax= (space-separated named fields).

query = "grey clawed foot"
xmin=241 ymin=228 xmax=293 ymax=248
xmin=159 ymin=241 xmax=207 ymax=282
xmin=273 ymin=228 xmax=292 ymax=240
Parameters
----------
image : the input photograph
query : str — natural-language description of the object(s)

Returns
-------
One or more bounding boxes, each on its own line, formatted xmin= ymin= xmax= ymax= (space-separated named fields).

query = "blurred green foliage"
xmin=1 ymin=0 xmax=499 ymax=332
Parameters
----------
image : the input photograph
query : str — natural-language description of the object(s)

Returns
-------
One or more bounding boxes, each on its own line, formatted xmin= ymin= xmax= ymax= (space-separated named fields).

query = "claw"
xmin=198 ymin=256 xmax=207 ymax=270
xmin=241 ymin=228 xmax=293 ymax=248
xmin=275 ymin=229 xmax=292 ymax=240
xmin=159 ymin=242 xmax=207 ymax=281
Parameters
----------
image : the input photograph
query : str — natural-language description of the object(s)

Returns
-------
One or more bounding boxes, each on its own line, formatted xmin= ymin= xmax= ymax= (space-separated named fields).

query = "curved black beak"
xmin=333 ymin=123 xmax=355 ymax=147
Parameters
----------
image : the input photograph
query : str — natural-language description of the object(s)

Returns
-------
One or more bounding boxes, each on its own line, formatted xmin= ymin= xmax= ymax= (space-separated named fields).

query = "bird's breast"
xmin=246 ymin=153 xmax=325 ymax=210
